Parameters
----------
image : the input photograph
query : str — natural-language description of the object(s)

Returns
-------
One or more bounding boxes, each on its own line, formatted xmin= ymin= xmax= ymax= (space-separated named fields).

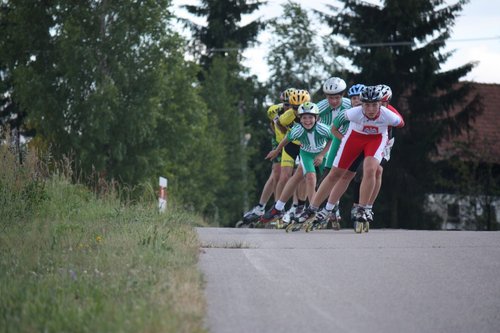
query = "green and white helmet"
xmin=297 ymin=102 xmax=319 ymax=116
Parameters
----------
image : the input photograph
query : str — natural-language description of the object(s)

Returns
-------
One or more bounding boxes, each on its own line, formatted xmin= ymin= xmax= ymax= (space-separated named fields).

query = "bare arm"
xmin=266 ymin=137 xmax=289 ymax=160
xmin=314 ymin=139 xmax=332 ymax=166
xmin=331 ymin=125 xmax=343 ymax=140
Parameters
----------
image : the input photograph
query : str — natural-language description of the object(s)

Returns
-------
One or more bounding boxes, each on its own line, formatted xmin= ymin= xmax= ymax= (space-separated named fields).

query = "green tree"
xmin=0 ymin=1 xmax=50 ymax=156
xmin=181 ymin=0 xmax=268 ymax=224
xmin=157 ymin=58 xmax=227 ymax=214
xmin=182 ymin=0 xmax=264 ymax=70
xmin=198 ymin=54 xmax=269 ymax=225
xmin=1 ymin=0 xmax=228 ymax=215
xmin=266 ymin=1 xmax=341 ymax=99
xmin=323 ymin=0 xmax=482 ymax=229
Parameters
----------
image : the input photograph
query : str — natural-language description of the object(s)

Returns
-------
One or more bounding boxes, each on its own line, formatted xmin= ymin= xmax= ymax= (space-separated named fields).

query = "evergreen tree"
xmin=182 ymin=0 xmax=264 ymax=70
xmin=181 ymin=0 xmax=268 ymax=225
xmin=323 ymin=0 xmax=482 ymax=229
xmin=266 ymin=2 xmax=340 ymax=99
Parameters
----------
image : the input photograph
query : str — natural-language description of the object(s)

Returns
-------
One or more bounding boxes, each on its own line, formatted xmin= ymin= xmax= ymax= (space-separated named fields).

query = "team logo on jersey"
xmin=362 ymin=125 xmax=379 ymax=134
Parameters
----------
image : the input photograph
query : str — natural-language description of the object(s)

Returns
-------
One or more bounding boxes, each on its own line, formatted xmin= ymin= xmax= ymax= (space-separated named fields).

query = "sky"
xmin=172 ymin=0 xmax=500 ymax=84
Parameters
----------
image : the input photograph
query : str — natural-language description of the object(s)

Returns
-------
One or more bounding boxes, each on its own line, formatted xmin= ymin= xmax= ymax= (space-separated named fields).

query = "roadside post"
xmin=159 ymin=177 xmax=168 ymax=213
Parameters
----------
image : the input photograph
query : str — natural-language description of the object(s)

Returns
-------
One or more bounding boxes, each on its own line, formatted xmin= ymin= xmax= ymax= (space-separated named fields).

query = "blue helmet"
xmin=348 ymin=84 xmax=366 ymax=97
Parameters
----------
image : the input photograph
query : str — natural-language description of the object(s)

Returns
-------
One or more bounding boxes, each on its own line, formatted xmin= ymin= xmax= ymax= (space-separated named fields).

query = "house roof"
xmin=436 ymin=82 xmax=500 ymax=165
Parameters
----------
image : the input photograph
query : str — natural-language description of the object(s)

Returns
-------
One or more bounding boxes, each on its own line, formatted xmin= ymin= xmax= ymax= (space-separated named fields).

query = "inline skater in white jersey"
xmin=334 ymin=85 xmax=404 ymax=232
xmin=297 ymin=85 xmax=404 ymax=233
xmin=350 ymin=84 xmax=399 ymax=226
xmin=296 ymin=83 xmax=363 ymax=229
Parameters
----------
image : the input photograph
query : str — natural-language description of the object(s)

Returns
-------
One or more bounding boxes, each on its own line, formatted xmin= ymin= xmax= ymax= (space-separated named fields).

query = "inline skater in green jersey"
xmin=270 ymin=89 xmax=311 ymax=224
xmin=260 ymin=102 xmax=334 ymax=226
xmin=237 ymin=88 xmax=295 ymax=227
xmin=317 ymin=77 xmax=351 ymax=174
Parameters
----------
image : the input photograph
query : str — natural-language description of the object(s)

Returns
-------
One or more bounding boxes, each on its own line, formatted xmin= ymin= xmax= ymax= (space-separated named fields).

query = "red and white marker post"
xmin=159 ymin=177 xmax=168 ymax=213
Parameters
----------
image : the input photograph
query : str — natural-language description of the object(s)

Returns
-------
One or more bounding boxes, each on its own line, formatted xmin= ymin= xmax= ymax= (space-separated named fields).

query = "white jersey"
xmin=345 ymin=105 xmax=404 ymax=136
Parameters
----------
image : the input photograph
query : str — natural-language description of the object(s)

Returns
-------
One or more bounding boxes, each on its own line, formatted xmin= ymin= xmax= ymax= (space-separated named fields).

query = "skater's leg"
xmin=258 ymin=162 xmax=281 ymax=206
xmin=359 ymin=157 xmax=379 ymax=206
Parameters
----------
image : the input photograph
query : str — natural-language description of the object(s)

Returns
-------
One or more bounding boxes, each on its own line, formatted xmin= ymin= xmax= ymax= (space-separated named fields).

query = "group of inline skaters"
xmin=237 ymin=77 xmax=405 ymax=233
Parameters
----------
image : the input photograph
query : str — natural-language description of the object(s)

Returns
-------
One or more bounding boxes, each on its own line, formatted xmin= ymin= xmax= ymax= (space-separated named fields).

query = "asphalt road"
xmin=196 ymin=227 xmax=500 ymax=333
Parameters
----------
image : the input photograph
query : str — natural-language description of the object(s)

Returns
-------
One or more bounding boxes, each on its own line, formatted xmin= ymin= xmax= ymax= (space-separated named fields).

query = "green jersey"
xmin=324 ymin=107 xmax=352 ymax=169
xmin=287 ymin=122 xmax=333 ymax=153
xmin=333 ymin=108 xmax=351 ymax=134
xmin=317 ymin=97 xmax=351 ymax=127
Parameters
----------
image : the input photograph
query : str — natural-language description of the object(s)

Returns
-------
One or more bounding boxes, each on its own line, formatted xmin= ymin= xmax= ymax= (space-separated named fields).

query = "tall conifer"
xmin=323 ymin=0 xmax=481 ymax=228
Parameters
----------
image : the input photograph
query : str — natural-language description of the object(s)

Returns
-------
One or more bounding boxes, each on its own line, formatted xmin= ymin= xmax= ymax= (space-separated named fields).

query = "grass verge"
xmin=0 ymin=146 xmax=208 ymax=333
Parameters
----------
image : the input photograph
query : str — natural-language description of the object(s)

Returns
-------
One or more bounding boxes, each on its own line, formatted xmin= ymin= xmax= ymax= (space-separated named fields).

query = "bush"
xmin=0 ymin=145 xmax=47 ymax=229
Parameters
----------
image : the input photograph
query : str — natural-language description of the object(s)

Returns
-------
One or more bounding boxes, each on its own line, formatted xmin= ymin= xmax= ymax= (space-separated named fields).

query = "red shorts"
xmin=333 ymin=130 xmax=387 ymax=169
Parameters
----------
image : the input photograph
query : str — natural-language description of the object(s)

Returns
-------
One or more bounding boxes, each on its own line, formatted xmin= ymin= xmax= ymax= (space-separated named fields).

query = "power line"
xmin=351 ymin=36 xmax=500 ymax=48
xmin=207 ymin=35 xmax=500 ymax=52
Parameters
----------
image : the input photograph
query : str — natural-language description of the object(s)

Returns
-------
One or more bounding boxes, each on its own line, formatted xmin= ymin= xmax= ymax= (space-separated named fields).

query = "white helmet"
xmin=323 ymin=77 xmax=347 ymax=95
xmin=377 ymin=84 xmax=392 ymax=102
xmin=297 ymin=102 xmax=319 ymax=116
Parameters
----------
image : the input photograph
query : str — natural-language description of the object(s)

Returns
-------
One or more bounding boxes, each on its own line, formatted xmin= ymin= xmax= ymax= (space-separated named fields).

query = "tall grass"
xmin=0 ymin=145 xmax=208 ymax=333
xmin=0 ymin=146 xmax=47 ymax=229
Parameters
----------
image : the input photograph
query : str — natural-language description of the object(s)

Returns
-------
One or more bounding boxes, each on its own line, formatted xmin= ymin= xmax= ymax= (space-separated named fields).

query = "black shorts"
xmin=284 ymin=142 xmax=300 ymax=161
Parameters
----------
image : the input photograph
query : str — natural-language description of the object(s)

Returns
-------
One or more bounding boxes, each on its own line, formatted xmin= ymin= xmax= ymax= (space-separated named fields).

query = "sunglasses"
xmin=291 ymin=105 xmax=300 ymax=110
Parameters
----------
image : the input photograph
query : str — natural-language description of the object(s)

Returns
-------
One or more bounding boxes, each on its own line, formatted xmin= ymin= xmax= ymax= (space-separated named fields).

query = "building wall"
xmin=426 ymin=193 xmax=500 ymax=230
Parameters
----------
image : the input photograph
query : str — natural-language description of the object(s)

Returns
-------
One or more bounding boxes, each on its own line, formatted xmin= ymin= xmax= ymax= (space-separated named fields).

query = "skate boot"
xmin=280 ymin=205 xmax=296 ymax=229
xmin=306 ymin=207 xmax=331 ymax=232
xmin=260 ymin=207 xmax=284 ymax=224
xmin=350 ymin=205 xmax=358 ymax=225
xmin=295 ymin=207 xmax=317 ymax=224
xmin=237 ymin=205 xmax=265 ymax=227
xmin=326 ymin=204 xmax=342 ymax=230
xmin=331 ymin=205 xmax=342 ymax=230
xmin=353 ymin=207 xmax=367 ymax=234
xmin=294 ymin=204 xmax=305 ymax=217
xmin=364 ymin=209 xmax=373 ymax=233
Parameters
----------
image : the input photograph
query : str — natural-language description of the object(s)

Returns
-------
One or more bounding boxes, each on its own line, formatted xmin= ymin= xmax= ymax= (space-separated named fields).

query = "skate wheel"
xmin=333 ymin=222 xmax=340 ymax=231
xmin=235 ymin=221 xmax=244 ymax=228
xmin=285 ymin=223 xmax=294 ymax=233
xmin=354 ymin=221 xmax=363 ymax=233
xmin=364 ymin=222 xmax=369 ymax=233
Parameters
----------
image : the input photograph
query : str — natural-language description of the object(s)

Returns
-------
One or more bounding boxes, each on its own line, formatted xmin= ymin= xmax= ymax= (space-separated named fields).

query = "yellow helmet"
xmin=280 ymin=88 xmax=296 ymax=103
xmin=289 ymin=89 xmax=311 ymax=106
